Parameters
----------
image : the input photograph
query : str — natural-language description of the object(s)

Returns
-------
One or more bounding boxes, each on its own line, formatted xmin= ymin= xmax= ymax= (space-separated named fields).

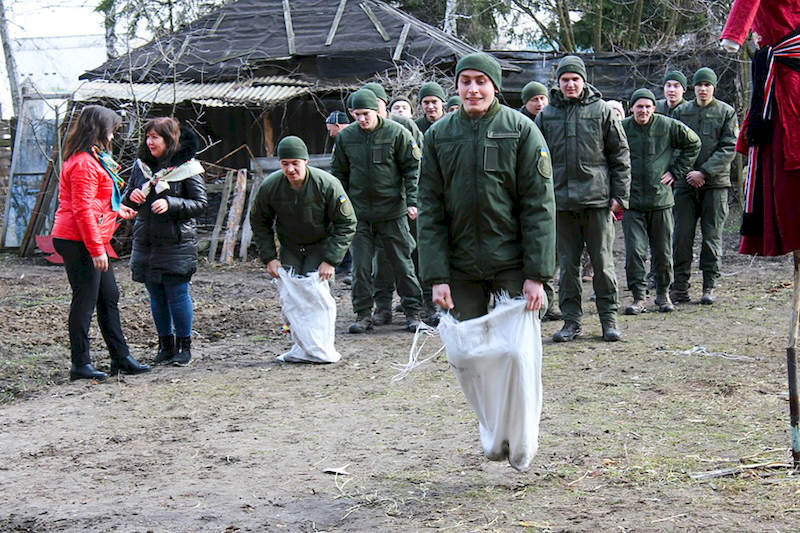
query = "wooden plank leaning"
xmin=220 ymin=168 xmax=247 ymax=265
xmin=208 ymin=169 xmax=235 ymax=262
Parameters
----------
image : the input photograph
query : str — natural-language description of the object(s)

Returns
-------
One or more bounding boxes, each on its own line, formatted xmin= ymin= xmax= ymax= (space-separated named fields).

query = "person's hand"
xmin=609 ymin=198 xmax=622 ymax=215
xmin=129 ymin=189 xmax=146 ymax=204
xmin=267 ymin=259 xmax=281 ymax=278
xmin=318 ymin=261 xmax=335 ymax=281
xmin=118 ymin=205 xmax=137 ymax=220
xmin=522 ymin=279 xmax=545 ymax=311
xmin=407 ymin=206 xmax=418 ymax=220
xmin=721 ymin=38 xmax=740 ymax=54
xmin=660 ymin=171 xmax=675 ymax=186
xmin=92 ymin=252 xmax=109 ymax=272
xmin=151 ymin=198 xmax=169 ymax=214
xmin=432 ymin=283 xmax=454 ymax=310
xmin=686 ymin=170 xmax=706 ymax=188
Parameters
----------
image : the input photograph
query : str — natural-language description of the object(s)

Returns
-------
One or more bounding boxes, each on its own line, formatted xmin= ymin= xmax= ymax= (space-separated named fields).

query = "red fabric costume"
xmin=721 ymin=0 xmax=800 ymax=256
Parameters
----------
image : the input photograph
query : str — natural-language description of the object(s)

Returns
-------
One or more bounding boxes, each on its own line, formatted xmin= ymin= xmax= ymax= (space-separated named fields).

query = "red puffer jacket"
xmin=51 ymin=151 xmax=119 ymax=257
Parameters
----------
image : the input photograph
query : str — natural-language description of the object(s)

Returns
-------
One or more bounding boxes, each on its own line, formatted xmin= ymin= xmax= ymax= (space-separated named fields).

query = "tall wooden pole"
xmin=788 ymin=251 xmax=800 ymax=469
xmin=0 ymin=0 xmax=20 ymax=116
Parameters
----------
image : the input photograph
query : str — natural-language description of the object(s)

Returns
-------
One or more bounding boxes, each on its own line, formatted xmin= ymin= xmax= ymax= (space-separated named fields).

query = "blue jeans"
xmin=145 ymin=281 xmax=193 ymax=337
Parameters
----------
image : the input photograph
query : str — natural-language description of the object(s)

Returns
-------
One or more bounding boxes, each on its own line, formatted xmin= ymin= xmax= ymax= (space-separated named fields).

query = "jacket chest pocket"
xmin=372 ymin=143 xmax=391 ymax=164
xmin=701 ymin=119 xmax=717 ymax=137
xmin=577 ymin=115 xmax=603 ymax=151
xmin=301 ymin=206 xmax=314 ymax=223
xmin=484 ymin=131 xmax=520 ymax=173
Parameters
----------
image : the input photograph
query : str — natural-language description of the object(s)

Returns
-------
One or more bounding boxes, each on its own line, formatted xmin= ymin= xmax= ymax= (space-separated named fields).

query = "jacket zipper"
xmin=472 ymin=118 xmax=482 ymax=276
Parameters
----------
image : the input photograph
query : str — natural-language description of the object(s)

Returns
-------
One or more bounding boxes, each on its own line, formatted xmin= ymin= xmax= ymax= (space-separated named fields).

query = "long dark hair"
xmin=137 ymin=117 xmax=181 ymax=166
xmin=62 ymin=105 xmax=122 ymax=160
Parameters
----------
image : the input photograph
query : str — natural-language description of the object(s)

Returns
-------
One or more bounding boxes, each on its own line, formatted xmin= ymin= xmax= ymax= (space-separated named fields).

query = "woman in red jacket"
xmin=51 ymin=105 xmax=151 ymax=381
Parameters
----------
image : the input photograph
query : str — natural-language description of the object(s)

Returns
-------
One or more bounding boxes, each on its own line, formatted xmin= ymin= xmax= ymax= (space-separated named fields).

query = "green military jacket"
xmin=331 ymin=116 xmax=421 ymax=222
xmin=418 ymin=99 xmax=556 ymax=285
xmin=518 ymin=105 xmax=536 ymax=122
xmin=250 ymin=165 xmax=357 ymax=265
xmin=391 ymin=114 xmax=424 ymax=148
xmin=655 ymin=98 xmax=686 ymax=118
xmin=622 ymin=113 xmax=701 ymax=210
xmin=672 ymin=98 xmax=738 ymax=189
xmin=415 ymin=115 xmax=435 ymax=135
xmin=535 ymin=84 xmax=631 ymax=210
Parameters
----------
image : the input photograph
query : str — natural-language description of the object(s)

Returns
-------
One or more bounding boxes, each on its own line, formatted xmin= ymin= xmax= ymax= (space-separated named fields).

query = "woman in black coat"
xmin=123 ymin=118 xmax=207 ymax=366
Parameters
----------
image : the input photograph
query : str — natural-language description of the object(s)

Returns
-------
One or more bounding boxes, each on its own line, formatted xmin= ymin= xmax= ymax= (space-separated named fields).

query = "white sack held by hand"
xmin=438 ymin=297 xmax=543 ymax=471
xmin=275 ymin=267 xmax=341 ymax=363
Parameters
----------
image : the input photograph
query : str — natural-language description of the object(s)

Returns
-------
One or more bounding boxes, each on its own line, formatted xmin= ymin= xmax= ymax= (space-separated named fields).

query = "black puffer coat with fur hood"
xmin=123 ymin=127 xmax=207 ymax=283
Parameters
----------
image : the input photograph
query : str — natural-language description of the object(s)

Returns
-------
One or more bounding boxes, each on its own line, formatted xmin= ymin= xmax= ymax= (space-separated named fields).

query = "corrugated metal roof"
xmin=72 ymin=76 xmax=314 ymax=107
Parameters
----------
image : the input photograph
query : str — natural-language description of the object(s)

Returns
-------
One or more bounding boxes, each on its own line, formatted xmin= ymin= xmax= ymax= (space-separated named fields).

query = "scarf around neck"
xmin=90 ymin=145 xmax=124 ymax=212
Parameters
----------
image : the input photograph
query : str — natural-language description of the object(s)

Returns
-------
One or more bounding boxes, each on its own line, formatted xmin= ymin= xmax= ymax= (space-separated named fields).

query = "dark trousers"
xmin=556 ymin=208 xmax=620 ymax=323
xmin=280 ymin=242 xmax=326 ymax=276
xmin=622 ymin=208 xmax=674 ymax=299
xmin=53 ymin=238 xmax=130 ymax=366
xmin=450 ymin=269 xmax=524 ymax=321
xmin=672 ymin=187 xmax=728 ymax=291
xmin=145 ymin=281 xmax=193 ymax=337
xmin=351 ymin=217 xmax=422 ymax=317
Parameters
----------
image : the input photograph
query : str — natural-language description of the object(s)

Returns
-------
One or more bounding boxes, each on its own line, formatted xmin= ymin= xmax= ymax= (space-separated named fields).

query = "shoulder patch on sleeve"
xmin=537 ymin=147 xmax=552 ymax=179
xmin=337 ymin=194 xmax=353 ymax=217
xmin=411 ymin=143 xmax=422 ymax=161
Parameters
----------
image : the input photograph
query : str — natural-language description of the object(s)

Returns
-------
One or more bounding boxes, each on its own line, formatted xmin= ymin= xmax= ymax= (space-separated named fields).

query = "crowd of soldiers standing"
xmin=249 ymin=52 xmax=737 ymax=344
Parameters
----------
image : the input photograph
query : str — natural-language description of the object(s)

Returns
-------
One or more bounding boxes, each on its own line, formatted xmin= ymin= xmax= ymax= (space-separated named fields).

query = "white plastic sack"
xmin=438 ymin=298 xmax=543 ymax=471
xmin=274 ymin=268 xmax=341 ymax=363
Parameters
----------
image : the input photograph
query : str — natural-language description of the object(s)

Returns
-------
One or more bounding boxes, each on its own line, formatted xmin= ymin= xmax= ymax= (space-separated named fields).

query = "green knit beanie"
xmin=418 ymin=82 xmax=446 ymax=102
xmin=350 ymin=89 xmax=379 ymax=111
xmin=455 ymin=53 xmax=502 ymax=91
xmin=629 ymin=88 xmax=656 ymax=107
xmin=446 ymin=95 xmax=461 ymax=108
xmin=522 ymin=81 xmax=548 ymax=102
xmin=361 ymin=82 xmax=388 ymax=103
xmin=390 ymin=95 xmax=412 ymax=108
xmin=556 ymin=55 xmax=587 ymax=81
xmin=693 ymin=67 xmax=718 ymax=87
xmin=663 ymin=70 xmax=687 ymax=89
xmin=277 ymin=136 xmax=309 ymax=160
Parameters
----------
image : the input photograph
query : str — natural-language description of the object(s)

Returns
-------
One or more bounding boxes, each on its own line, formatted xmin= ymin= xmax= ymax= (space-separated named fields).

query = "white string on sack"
xmin=390 ymin=319 xmax=446 ymax=381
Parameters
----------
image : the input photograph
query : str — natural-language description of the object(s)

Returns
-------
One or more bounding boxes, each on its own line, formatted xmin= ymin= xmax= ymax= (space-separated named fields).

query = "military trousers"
xmin=351 ymin=217 xmax=422 ymax=318
xmin=374 ymin=218 xmax=432 ymax=312
xmin=622 ymin=207 xmax=673 ymax=299
xmin=449 ymin=269 xmax=526 ymax=321
xmin=556 ymin=208 xmax=619 ymax=323
xmin=672 ymin=187 xmax=728 ymax=291
xmin=279 ymin=242 xmax=326 ymax=276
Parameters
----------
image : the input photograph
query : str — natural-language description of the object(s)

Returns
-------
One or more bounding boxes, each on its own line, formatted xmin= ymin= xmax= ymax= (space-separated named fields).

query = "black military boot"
xmin=601 ymin=321 xmax=622 ymax=342
xmin=553 ymin=321 xmax=581 ymax=342
xmin=69 ymin=363 xmax=108 ymax=382
xmin=110 ymin=354 xmax=151 ymax=376
xmin=170 ymin=337 xmax=192 ymax=366
xmin=154 ymin=335 xmax=175 ymax=365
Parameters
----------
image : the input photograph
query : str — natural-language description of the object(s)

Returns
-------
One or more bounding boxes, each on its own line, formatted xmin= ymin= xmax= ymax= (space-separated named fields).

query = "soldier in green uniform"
xmin=655 ymin=71 xmax=688 ymax=117
xmin=360 ymin=82 xmax=426 ymax=324
xmin=446 ymin=95 xmax=461 ymax=113
xmin=621 ymin=88 xmax=701 ymax=315
xmin=331 ymin=89 xmax=424 ymax=333
xmin=535 ymin=55 xmax=631 ymax=342
xmin=516 ymin=80 xmax=561 ymax=322
xmin=519 ymin=81 xmax=549 ymax=121
xmin=250 ymin=136 xmax=356 ymax=279
xmin=415 ymin=82 xmax=447 ymax=134
xmin=418 ymin=53 xmax=555 ymax=321
xmin=670 ymin=68 xmax=738 ymax=305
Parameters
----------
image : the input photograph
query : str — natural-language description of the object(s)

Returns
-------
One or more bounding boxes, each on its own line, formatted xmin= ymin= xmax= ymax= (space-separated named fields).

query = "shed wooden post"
xmin=239 ymin=169 xmax=263 ymax=260
xmin=220 ymin=168 xmax=248 ymax=264
xmin=263 ymin=111 xmax=275 ymax=156
xmin=208 ymin=169 xmax=235 ymax=262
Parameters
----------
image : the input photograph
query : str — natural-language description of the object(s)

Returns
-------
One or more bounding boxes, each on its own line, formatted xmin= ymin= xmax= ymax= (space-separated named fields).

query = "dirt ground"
xmin=2 ymin=223 xmax=800 ymax=532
